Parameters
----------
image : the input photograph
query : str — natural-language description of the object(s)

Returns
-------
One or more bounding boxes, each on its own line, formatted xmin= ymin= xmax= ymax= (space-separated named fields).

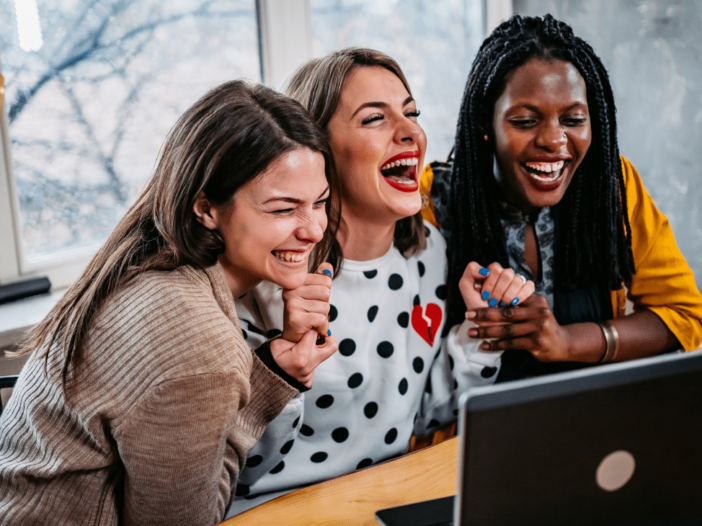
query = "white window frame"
xmin=0 ymin=0 xmax=509 ymax=290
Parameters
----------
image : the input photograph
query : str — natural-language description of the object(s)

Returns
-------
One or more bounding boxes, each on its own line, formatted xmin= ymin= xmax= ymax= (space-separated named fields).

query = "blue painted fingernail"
xmin=478 ymin=267 xmax=490 ymax=276
xmin=327 ymin=329 xmax=332 ymax=336
xmin=322 ymin=269 xmax=332 ymax=277
xmin=511 ymin=298 xmax=520 ymax=306
xmin=499 ymin=301 xmax=506 ymax=307
xmin=481 ymin=290 xmax=490 ymax=301
xmin=489 ymin=298 xmax=498 ymax=307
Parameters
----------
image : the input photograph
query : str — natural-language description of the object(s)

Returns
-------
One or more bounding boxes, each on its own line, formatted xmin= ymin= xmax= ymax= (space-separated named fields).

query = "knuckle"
xmin=502 ymin=306 xmax=515 ymax=319
xmin=500 ymin=324 xmax=514 ymax=337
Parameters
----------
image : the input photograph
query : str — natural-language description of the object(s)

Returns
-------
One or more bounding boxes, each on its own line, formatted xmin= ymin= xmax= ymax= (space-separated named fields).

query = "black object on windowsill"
xmin=0 ymin=277 xmax=52 ymax=305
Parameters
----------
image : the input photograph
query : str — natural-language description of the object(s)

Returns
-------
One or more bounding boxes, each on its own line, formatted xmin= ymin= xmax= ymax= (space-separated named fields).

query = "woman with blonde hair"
xmin=0 ymin=80 xmax=339 ymax=525
xmin=226 ymin=49 xmax=535 ymax=517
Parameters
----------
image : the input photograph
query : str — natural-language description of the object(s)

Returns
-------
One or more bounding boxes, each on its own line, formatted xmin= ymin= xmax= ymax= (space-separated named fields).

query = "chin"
xmin=390 ymin=195 xmax=423 ymax=220
xmin=270 ymin=270 xmax=308 ymax=291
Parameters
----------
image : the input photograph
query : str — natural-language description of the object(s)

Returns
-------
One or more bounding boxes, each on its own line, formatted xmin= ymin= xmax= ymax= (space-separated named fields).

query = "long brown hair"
xmin=16 ymin=80 xmax=341 ymax=386
xmin=285 ymin=48 xmax=426 ymax=260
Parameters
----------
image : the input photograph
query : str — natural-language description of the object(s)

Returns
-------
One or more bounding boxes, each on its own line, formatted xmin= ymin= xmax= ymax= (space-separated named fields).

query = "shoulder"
xmin=419 ymin=221 xmax=447 ymax=261
xmin=618 ymin=155 xmax=657 ymax=224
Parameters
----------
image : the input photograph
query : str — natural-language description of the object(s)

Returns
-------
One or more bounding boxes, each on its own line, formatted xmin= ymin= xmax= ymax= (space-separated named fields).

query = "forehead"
xmin=497 ymin=58 xmax=587 ymax=109
xmin=337 ymin=66 xmax=410 ymax=111
xmin=244 ymin=148 xmax=327 ymax=198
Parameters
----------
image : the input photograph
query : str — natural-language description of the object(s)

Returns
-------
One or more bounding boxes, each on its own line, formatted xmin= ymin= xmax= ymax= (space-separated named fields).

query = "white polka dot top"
xmin=226 ymin=222 xmax=501 ymax=517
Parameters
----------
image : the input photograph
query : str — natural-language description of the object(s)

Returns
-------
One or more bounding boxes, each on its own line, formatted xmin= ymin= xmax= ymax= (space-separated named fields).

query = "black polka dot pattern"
xmin=300 ymin=424 xmax=314 ymax=437
xmin=348 ymin=372 xmax=363 ymax=388
xmin=339 ymin=339 xmax=356 ymax=356
xmin=367 ymin=306 xmax=379 ymax=322
xmin=267 ymin=328 xmax=282 ymax=338
xmin=311 ymin=452 xmax=328 ymax=463
xmin=397 ymin=311 xmax=409 ymax=328
xmin=235 ymin=484 xmax=250 ymax=497
xmin=384 ymin=428 xmax=398 ymax=444
xmin=357 ymin=458 xmax=373 ymax=469
xmin=364 ymin=402 xmax=378 ymax=418
xmin=449 ymin=355 xmax=455 ymax=371
xmin=292 ymin=416 xmax=300 ymax=428
xmin=425 ymin=226 xmax=431 ymax=237
xmin=270 ymin=461 xmax=285 ymax=474
xmin=388 ymin=274 xmax=403 ymax=290
xmin=418 ymin=261 xmax=425 ymax=277
xmin=425 ymin=376 xmax=432 ymax=394
xmin=328 ymin=304 xmax=338 ymax=322
xmin=280 ymin=440 xmax=294 ymax=455
xmin=242 ymin=329 xmax=248 ymax=340
xmin=247 ymin=322 xmax=265 ymax=335
xmin=481 ymin=366 xmax=498 ymax=378
xmin=398 ymin=378 xmax=408 ymax=395
xmin=246 ymin=455 xmax=263 ymax=468
xmin=377 ymin=341 xmax=394 ymax=358
xmin=364 ymin=270 xmax=378 ymax=279
xmin=413 ymin=357 xmax=424 ymax=373
xmin=316 ymin=394 xmax=334 ymax=408
xmin=332 ymin=427 xmax=349 ymax=443
xmin=435 ymin=285 xmax=447 ymax=300
xmin=413 ymin=294 xmax=421 ymax=306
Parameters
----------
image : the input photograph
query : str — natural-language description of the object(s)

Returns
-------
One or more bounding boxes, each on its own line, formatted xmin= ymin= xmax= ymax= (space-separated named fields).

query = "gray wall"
xmin=513 ymin=0 xmax=702 ymax=288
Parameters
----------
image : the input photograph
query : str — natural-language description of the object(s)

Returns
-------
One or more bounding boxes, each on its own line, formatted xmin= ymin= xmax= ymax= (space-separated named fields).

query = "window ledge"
xmin=0 ymin=289 xmax=65 ymax=349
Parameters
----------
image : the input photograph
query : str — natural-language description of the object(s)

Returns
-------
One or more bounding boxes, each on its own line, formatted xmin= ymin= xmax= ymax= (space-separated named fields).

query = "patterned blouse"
xmin=498 ymin=201 xmax=556 ymax=308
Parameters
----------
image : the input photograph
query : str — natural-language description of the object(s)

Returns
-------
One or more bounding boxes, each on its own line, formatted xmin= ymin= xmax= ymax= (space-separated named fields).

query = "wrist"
xmin=565 ymin=322 xmax=609 ymax=363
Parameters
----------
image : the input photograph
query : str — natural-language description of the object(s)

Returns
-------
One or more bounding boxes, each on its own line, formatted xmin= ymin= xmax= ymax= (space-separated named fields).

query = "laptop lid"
xmin=455 ymin=350 xmax=702 ymax=526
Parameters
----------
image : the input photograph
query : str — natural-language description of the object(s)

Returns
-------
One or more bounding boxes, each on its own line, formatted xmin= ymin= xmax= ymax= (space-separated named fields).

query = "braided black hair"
xmin=446 ymin=14 xmax=635 ymax=325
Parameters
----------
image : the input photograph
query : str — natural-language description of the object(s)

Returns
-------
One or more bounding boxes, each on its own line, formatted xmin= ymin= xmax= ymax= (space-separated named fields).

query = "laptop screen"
xmin=456 ymin=351 xmax=702 ymax=526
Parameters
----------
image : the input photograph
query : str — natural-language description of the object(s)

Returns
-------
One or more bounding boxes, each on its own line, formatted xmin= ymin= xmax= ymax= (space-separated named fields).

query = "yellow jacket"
xmin=420 ymin=156 xmax=702 ymax=351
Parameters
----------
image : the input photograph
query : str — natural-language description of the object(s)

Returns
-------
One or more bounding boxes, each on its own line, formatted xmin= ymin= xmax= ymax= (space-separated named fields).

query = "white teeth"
xmin=274 ymin=251 xmax=304 ymax=262
xmin=380 ymin=157 xmax=419 ymax=171
xmin=524 ymin=161 xmax=565 ymax=173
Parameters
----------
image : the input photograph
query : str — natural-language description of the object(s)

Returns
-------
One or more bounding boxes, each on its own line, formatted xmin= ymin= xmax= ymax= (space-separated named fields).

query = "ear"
xmin=193 ymin=192 xmax=219 ymax=231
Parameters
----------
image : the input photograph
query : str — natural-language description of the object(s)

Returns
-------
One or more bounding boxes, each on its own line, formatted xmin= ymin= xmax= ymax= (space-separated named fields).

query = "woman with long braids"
xmin=0 ymin=80 xmax=340 ymax=525
xmin=422 ymin=14 xmax=702 ymax=380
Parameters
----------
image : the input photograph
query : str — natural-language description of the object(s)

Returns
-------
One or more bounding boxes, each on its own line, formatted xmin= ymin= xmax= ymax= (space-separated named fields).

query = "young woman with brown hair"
xmin=0 ymin=80 xmax=340 ymax=525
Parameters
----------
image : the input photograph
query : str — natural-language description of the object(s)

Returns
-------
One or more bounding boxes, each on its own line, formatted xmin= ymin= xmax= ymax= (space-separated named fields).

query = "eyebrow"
xmin=512 ymin=101 xmax=588 ymax=113
xmin=262 ymin=186 xmax=330 ymax=205
xmin=350 ymin=96 xmax=415 ymax=119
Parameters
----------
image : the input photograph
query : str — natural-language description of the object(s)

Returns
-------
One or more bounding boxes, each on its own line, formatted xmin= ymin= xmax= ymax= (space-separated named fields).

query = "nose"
xmin=395 ymin=117 xmax=423 ymax=144
xmin=296 ymin=210 xmax=325 ymax=244
xmin=535 ymin=120 xmax=567 ymax=151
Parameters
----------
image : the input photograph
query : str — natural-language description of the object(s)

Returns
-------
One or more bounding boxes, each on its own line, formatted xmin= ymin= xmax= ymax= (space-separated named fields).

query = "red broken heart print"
xmin=411 ymin=303 xmax=443 ymax=346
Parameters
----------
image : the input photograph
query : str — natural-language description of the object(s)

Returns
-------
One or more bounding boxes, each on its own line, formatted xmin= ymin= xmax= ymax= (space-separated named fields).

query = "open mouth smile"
xmin=272 ymin=250 xmax=307 ymax=263
xmin=380 ymin=151 xmax=420 ymax=192
xmin=521 ymin=159 xmax=571 ymax=187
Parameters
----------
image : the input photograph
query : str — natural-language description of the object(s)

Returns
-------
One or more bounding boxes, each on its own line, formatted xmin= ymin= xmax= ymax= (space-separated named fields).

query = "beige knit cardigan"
xmin=0 ymin=263 xmax=297 ymax=525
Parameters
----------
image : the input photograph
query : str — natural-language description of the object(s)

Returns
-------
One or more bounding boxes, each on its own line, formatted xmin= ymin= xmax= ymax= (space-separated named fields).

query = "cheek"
xmin=316 ymin=208 xmax=329 ymax=232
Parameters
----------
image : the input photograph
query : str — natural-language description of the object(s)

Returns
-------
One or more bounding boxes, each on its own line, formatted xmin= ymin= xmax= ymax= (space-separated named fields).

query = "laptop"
xmin=376 ymin=350 xmax=702 ymax=526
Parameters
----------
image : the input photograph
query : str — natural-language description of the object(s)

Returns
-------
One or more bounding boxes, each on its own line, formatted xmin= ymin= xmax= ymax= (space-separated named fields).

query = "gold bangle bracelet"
xmin=598 ymin=321 xmax=620 ymax=364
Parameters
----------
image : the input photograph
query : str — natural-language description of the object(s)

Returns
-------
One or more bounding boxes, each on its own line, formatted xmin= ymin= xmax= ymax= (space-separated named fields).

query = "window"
xmin=1 ymin=0 xmax=259 ymax=287
xmin=1 ymin=0 xmax=502 ymax=289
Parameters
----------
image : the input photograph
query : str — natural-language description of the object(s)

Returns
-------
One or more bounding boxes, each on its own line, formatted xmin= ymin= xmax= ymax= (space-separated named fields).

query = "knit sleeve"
xmin=117 ymin=372 xmax=249 ymax=526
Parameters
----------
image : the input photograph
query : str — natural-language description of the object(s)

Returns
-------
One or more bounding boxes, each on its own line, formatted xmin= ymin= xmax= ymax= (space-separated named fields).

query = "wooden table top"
xmin=220 ymin=436 xmax=459 ymax=526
